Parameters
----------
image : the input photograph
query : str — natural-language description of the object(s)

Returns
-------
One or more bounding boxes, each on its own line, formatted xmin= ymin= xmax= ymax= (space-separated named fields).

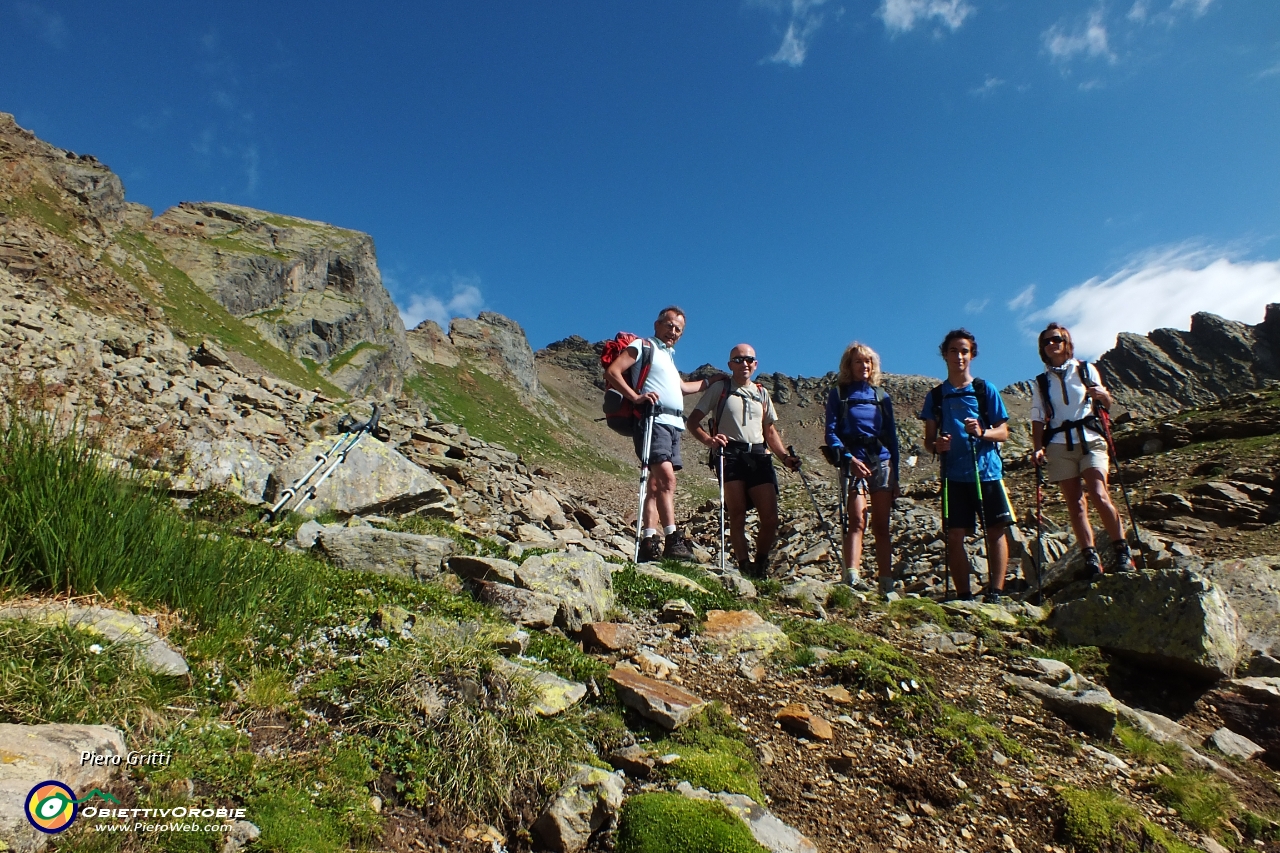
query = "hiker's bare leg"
xmin=749 ymin=482 xmax=779 ymax=559
xmin=846 ymin=489 xmax=867 ymax=572
xmin=1082 ymin=468 xmax=1124 ymax=543
xmin=644 ymin=460 xmax=677 ymax=530
xmin=724 ymin=479 xmax=750 ymax=564
xmin=948 ymin=527 xmax=972 ymax=598
xmin=986 ymin=523 xmax=1008 ymax=592
xmin=870 ymin=490 xmax=894 ymax=579
xmin=1058 ymin=476 xmax=1095 ymax=549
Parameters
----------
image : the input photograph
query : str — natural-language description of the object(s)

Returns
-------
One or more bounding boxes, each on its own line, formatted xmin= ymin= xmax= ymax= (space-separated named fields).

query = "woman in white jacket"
xmin=1029 ymin=323 xmax=1133 ymax=574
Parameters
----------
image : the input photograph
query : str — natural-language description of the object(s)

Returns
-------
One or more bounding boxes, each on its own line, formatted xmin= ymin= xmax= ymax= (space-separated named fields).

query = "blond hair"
xmin=837 ymin=342 xmax=881 ymax=386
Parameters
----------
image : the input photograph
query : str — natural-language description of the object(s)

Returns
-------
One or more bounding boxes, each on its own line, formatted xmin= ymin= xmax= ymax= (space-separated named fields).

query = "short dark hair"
xmin=1038 ymin=322 xmax=1075 ymax=365
xmin=657 ymin=305 xmax=686 ymax=322
xmin=939 ymin=328 xmax=977 ymax=358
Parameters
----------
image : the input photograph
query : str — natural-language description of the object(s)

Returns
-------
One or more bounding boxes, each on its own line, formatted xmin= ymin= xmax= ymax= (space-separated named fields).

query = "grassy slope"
xmin=406 ymin=359 xmax=631 ymax=478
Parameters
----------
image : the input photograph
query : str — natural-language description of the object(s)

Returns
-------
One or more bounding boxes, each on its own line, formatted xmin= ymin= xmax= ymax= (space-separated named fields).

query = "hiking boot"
xmin=753 ymin=554 xmax=771 ymax=579
xmin=637 ymin=534 xmax=662 ymax=563
xmin=983 ymin=589 xmax=1006 ymax=605
xmin=877 ymin=576 xmax=895 ymax=597
xmin=663 ymin=530 xmax=694 ymax=561
xmin=1113 ymin=540 xmax=1134 ymax=573
xmin=1083 ymin=547 xmax=1103 ymax=577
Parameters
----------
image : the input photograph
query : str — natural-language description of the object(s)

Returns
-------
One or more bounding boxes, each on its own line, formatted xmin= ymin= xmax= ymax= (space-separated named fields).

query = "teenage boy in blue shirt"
xmin=919 ymin=329 xmax=1014 ymax=602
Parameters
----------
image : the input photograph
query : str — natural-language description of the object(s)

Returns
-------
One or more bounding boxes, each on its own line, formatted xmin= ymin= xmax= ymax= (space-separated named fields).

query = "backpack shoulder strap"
xmin=708 ymin=379 xmax=731 ymax=433
xmin=972 ymin=378 xmax=990 ymax=427
xmin=928 ymin=384 xmax=944 ymax=424
xmin=1078 ymin=359 xmax=1097 ymax=388
xmin=1036 ymin=372 xmax=1053 ymax=423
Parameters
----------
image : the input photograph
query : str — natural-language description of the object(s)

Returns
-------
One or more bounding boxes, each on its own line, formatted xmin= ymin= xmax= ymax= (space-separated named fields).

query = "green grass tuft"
xmin=612 ymin=564 xmax=739 ymax=619
xmin=616 ymin=793 xmax=769 ymax=853
xmin=1059 ymin=786 xmax=1199 ymax=853
xmin=933 ymin=704 xmax=1028 ymax=765
xmin=885 ymin=598 xmax=952 ymax=629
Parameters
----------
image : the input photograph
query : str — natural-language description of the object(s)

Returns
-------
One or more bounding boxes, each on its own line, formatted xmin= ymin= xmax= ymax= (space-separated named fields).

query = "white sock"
xmin=663 ymin=525 xmax=677 ymax=536
xmin=643 ymin=528 xmax=658 ymax=539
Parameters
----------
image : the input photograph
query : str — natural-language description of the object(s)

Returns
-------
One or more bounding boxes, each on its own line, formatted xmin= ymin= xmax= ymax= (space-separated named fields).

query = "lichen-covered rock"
xmin=699 ymin=610 xmax=790 ymax=657
xmin=1048 ymin=569 xmax=1243 ymax=678
xmin=471 ymin=580 xmax=561 ymax=629
xmin=266 ymin=437 xmax=454 ymax=518
xmin=316 ymin=526 xmax=453 ymax=581
xmin=0 ymin=723 xmax=126 ymax=853
xmin=493 ymin=659 xmax=586 ymax=717
xmin=514 ymin=551 xmax=614 ymax=632
xmin=1193 ymin=556 xmax=1280 ymax=666
xmin=0 ymin=603 xmax=188 ymax=676
xmin=531 ymin=764 xmax=625 ymax=853
xmin=447 ymin=555 xmax=519 ymax=585
xmin=170 ymin=436 xmax=274 ymax=502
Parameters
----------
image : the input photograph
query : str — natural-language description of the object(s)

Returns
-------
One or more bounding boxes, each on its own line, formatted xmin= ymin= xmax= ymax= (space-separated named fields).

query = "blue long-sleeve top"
xmin=824 ymin=382 xmax=899 ymax=480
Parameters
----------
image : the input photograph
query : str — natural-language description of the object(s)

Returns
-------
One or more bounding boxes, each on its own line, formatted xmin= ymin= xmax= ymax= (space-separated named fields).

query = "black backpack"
xmin=1035 ymin=360 xmax=1103 ymax=451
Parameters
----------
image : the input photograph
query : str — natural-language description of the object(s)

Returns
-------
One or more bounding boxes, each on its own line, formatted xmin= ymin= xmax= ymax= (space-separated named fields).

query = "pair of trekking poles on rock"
xmin=265 ymin=404 xmax=382 ymax=521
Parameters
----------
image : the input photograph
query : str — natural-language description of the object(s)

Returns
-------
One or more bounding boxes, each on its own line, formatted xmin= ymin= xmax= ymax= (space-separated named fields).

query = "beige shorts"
xmin=1046 ymin=438 xmax=1110 ymax=482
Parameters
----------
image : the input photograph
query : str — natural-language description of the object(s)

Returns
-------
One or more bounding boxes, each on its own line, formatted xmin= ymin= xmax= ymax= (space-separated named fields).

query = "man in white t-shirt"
xmin=605 ymin=306 xmax=717 ymax=562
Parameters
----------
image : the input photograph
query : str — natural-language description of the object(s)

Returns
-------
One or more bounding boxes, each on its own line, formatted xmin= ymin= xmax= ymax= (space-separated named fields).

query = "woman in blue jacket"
xmin=824 ymin=342 xmax=899 ymax=594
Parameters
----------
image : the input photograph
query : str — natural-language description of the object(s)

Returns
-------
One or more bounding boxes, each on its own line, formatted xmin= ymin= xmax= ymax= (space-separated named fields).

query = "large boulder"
xmin=316 ymin=526 xmax=453 ymax=581
xmin=170 ymin=436 xmax=274 ymax=502
xmin=471 ymin=580 xmax=561 ymax=629
xmin=1048 ymin=569 xmax=1243 ymax=678
xmin=265 ymin=437 xmax=454 ymax=518
xmin=0 ymin=724 xmax=126 ymax=853
xmin=514 ymin=551 xmax=614 ymax=632
xmin=1193 ymin=556 xmax=1280 ymax=675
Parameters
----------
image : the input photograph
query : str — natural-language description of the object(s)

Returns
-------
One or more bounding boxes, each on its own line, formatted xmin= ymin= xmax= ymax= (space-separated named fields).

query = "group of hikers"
xmin=604 ymin=306 xmax=1134 ymax=603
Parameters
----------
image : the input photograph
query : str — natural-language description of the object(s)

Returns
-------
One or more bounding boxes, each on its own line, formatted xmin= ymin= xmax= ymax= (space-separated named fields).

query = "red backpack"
xmin=600 ymin=332 xmax=655 ymax=435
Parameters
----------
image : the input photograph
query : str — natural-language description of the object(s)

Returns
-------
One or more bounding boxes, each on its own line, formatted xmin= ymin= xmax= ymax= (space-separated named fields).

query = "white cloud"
xmin=964 ymin=298 xmax=989 ymax=314
xmin=969 ymin=75 xmax=1004 ymax=97
xmin=1043 ymin=9 xmax=1115 ymax=65
xmin=1170 ymin=0 xmax=1214 ymax=17
xmin=1127 ymin=1 xmax=1149 ymax=23
xmin=878 ymin=0 xmax=974 ymax=35
xmin=1256 ymin=60 xmax=1280 ymax=81
xmin=1025 ymin=245 xmax=1280 ymax=358
xmin=1007 ymin=284 xmax=1036 ymax=311
xmin=764 ymin=0 xmax=829 ymax=67
xmin=398 ymin=276 xmax=485 ymax=330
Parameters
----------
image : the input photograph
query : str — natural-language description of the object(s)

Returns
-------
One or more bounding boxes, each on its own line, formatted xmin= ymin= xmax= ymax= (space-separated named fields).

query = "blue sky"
xmin=3 ymin=1 xmax=1278 ymax=388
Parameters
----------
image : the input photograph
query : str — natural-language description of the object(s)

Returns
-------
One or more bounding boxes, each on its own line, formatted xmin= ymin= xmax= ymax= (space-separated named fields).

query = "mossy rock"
xmin=656 ymin=746 xmax=764 ymax=803
xmin=616 ymin=793 xmax=769 ymax=853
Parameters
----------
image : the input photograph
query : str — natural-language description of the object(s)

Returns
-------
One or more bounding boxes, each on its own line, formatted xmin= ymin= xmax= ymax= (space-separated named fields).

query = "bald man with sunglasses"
xmin=689 ymin=344 xmax=800 ymax=577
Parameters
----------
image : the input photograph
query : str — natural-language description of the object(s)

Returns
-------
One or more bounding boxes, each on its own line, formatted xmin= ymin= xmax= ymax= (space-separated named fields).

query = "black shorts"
xmin=634 ymin=422 xmax=682 ymax=470
xmin=943 ymin=479 xmax=1016 ymax=530
xmin=720 ymin=452 xmax=778 ymax=491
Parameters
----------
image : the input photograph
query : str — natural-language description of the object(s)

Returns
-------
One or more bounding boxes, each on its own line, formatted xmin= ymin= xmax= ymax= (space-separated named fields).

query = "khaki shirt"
xmin=695 ymin=380 xmax=776 ymax=445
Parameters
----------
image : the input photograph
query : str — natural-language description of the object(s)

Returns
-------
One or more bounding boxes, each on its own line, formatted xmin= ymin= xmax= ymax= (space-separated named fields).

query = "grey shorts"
xmin=848 ymin=459 xmax=894 ymax=494
xmin=634 ymin=422 xmax=682 ymax=471
xmin=1046 ymin=438 xmax=1109 ymax=482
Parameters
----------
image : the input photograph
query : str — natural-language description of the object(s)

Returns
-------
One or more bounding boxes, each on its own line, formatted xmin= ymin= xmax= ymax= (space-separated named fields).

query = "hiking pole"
xmin=1032 ymin=459 xmax=1045 ymax=604
xmin=634 ymin=410 xmax=655 ymax=563
xmin=1097 ymin=407 xmax=1144 ymax=568
xmin=789 ymin=445 xmax=844 ymax=567
xmin=717 ymin=450 xmax=726 ymax=572
xmin=292 ymin=404 xmax=382 ymax=513
xmin=838 ymin=458 xmax=850 ymax=573
xmin=969 ymin=435 xmax=988 ymax=591
xmin=940 ymin=448 xmax=951 ymax=599
xmin=266 ymin=415 xmax=356 ymax=520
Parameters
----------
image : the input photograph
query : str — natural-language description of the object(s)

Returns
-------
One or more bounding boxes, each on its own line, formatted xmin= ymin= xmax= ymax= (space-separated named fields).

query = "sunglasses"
xmin=1042 ymin=336 xmax=1065 ymax=346
xmin=730 ymin=356 xmax=757 ymax=364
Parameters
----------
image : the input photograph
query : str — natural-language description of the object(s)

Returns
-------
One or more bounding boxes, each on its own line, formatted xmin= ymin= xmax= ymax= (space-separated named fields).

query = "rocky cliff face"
xmin=1004 ymin=306 xmax=1280 ymax=420
xmin=407 ymin=312 xmax=551 ymax=405
xmin=0 ymin=113 xmax=410 ymax=398
xmin=149 ymin=202 xmax=411 ymax=396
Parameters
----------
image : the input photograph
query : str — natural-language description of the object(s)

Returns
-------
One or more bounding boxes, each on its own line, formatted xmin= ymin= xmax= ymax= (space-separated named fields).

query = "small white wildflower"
xmin=88 ymin=644 xmax=104 ymax=654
